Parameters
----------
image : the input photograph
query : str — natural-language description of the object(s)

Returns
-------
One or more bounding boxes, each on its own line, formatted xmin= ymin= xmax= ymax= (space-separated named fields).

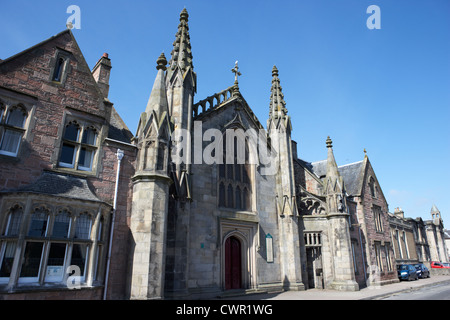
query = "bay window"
xmin=0 ymin=201 xmax=110 ymax=290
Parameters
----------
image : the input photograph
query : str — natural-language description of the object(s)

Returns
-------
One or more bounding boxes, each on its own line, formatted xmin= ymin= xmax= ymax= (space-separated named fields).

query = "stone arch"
xmin=222 ymin=230 xmax=248 ymax=291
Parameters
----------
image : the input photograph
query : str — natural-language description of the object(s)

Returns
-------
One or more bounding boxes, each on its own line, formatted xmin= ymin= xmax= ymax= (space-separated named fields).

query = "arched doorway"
xmin=225 ymin=236 xmax=242 ymax=290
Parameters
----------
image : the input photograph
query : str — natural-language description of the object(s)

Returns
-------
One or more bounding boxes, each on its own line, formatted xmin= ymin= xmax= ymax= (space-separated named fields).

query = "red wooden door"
xmin=225 ymin=236 xmax=242 ymax=290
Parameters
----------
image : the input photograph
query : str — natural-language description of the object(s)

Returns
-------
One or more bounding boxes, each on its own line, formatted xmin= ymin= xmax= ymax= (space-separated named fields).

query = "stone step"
xmin=216 ymin=288 xmax=271 ymax=299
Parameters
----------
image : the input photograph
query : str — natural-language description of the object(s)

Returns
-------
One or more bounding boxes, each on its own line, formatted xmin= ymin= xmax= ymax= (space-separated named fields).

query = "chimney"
xmin=394 ymin=207 xmax=404 ymax=219
xmin=92 ymin=53 xmax=112 ymax=98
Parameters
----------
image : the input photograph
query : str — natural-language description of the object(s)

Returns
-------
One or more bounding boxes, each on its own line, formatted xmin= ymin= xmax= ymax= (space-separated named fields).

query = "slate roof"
xmin=306 ymin=159 xmax=365 ymax=196
xmin=108 ymin=106 xmax=134 ymax=144
xmin=1 ymin=171 xmax=105 ymax=203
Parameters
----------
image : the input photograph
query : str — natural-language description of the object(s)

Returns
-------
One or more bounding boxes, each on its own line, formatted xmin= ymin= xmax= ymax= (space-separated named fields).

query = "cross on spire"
xmin=231 ymin=61 xmax=241 ymax=84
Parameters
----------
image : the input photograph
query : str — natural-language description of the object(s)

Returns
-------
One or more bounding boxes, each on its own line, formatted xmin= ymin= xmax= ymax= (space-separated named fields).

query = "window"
xmin=0 ymin=242 xmax=16 ymax=280
xmin=59 ymin=121 xmax=98 ymax=172
xmin=402 ymin=231 xmax=410 ymax=259
xmin=385 ymin=244 xmax=393 ymax=271
xmin=0 ymin=205 xmax=23 ymax=283
xmin=369 ymin=177 xmax=376 ymax=198
xmin=156 ymin=144 xmax=166 ymax=171
xmin=395 ymin=229 xmax=403 ymax=259
xmin=74 ymin=213 xmax=92 ymax=239
xmin=3 ymin=205 xmax=23 ymax=236
xmin=51 ymin=52 xmax=70 ymax=85
xmin=28 ymin=207 xmax=50 ymax=237
xmin=19 ymin=206 xmax=50 ymax=283
xmin=373 ymin=205 xmax=383 ymax=232
xmin=0 ymin=105 xmax=27 ymax=157
xmin=218 ymin=133 xmax=252 ymax=211
xmin=52 ymin=57 xmax=66 ymax=82
xmin=375 ymin=242 xmax=383 ymax=272
xmin=52 ymin=210 xmax=71 ymax=239
xmin=0 ymin=202 xmax=108 ymax=288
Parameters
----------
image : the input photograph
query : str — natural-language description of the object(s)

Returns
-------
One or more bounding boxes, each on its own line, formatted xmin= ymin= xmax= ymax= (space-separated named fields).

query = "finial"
xmin=156 ymin=52 xmax=167 ymax=71
xmin=364 ymin=148 xmax=367 ymax=157
xmin=272 ymin=65 xmax=279 ymax=77
xmin=326 ymin=136 xmax=333 ymax=148
xmin=180 ymin=8 xmax=189 ymax=21
xmin=231 ymin=61 xmax=242 ymax=84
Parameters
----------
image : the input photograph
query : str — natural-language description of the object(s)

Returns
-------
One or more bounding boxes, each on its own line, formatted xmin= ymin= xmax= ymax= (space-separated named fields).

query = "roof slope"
xmin=310 ymin=159 xmax=364 ymax=196
xmin=108 ymin=106 xmax=134 ymax=144
xmin=1 ymin=171 xmax=105 ymax=203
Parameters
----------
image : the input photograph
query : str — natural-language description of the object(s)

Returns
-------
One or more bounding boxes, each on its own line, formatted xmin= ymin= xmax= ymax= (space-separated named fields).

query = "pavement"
xmin=227 ymin=275 xmax=450 ymax=300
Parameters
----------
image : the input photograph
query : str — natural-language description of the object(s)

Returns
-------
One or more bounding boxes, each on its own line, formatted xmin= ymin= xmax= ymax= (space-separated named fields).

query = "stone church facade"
xmin=0 ymin=9 xmax=446 ymax=300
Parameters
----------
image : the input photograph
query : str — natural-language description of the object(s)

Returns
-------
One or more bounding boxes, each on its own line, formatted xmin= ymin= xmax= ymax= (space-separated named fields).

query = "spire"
xmin=324 ymin=136 xmax=345 ymax=201
xmin=145 ymin=53 xmax=168 ymax=120
xmin=431 ymin=204 xmax=440 ymax=214
xmin=325 ymin=137 xmax=341 ymax=184
xmin=269 ymin=65 xmax=287 ymax=119
xmin=169 ymin=8 xmax=194 ymax=73
xmin=431 ymin=204 xmax=442 ymax=222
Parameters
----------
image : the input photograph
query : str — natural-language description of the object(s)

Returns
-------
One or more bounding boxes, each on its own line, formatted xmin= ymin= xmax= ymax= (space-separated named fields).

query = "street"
xmin=382 ymin=282 xmax=450 ymax=300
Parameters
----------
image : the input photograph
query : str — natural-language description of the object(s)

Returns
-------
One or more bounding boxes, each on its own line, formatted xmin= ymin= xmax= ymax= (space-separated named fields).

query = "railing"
xmin=193 ymin=86 xmax=234 ymax=118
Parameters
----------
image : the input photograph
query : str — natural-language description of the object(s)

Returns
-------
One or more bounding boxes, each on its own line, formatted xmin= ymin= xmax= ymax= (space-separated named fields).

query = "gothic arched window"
xmin=369 ymin=177 xmax=376 ymax=198
xmin=217 ymin=131 xmax=252 ymax=211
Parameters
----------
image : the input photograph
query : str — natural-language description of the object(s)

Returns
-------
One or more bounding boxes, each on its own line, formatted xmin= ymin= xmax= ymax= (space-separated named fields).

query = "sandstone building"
xmin=0 ymin=9 xmax=446 ymax=300
xmin=388 ymin=205 xmax=449 ymax=270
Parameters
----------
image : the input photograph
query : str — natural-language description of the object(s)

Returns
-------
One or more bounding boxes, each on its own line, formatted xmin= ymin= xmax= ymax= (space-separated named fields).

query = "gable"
xmin=310 ymin=159 xmax=364 ymax=196
xmin=0 ymin=30 xmax=109 ymax=119
xmin=198 ymin=97 xmax=263 ymax=136
xmin=361 ymin=158 xmax=388 ymax=204
xmin=294 ymin=158 xmax=324 ymax=195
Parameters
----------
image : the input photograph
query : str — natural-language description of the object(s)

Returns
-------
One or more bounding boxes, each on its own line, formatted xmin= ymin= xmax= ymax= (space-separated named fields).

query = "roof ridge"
xmin=338 ymin=160 xmax=364 ymax=168
xmin=0 ymin=29 xmax=71 ymax=65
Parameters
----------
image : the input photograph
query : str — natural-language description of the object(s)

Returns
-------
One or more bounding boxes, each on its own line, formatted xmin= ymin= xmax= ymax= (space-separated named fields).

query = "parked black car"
xmin=414 ymin=263 xmax=430 ymax=278
xmin=397 ymin=264 xmax=419 ymax=281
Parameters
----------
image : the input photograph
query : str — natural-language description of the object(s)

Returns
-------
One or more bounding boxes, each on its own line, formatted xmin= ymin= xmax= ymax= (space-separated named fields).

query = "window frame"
xmin=368 ymin=177 xmax=377 ymax=198
xmin=0 ymin=104 xmax=28 ymax=157
xmin=49 ymin=49 xmax=71 ymax=85
xmin=0 ymin=201 xmax=110 ymax=290
xmin=217 ymin=132 xmax=253 ymax=212
xmin=372 ymin=205 xmax=383 ymax=233
xmin=58 ymin=120 xmax=100 ymax=173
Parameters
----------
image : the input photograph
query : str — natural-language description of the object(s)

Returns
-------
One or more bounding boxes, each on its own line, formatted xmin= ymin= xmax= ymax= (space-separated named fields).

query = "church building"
xmin=0 ymin=8 xmax=445 ymax=300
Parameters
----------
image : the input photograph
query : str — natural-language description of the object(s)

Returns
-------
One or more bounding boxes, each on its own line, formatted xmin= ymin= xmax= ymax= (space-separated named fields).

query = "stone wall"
xmin=0 ymin=30 xmax=135 ymax=300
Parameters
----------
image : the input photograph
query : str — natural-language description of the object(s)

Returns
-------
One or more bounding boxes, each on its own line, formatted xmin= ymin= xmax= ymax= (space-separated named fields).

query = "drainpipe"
xmin=358 ymin=224 xmax=367 ymax=285
xmin=103 ymin=149 xmax=124 ymax=300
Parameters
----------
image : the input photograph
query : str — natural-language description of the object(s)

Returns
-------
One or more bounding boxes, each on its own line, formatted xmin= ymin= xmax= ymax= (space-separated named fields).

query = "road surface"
xmin=382 ymin=282 xmax=450 ymax=300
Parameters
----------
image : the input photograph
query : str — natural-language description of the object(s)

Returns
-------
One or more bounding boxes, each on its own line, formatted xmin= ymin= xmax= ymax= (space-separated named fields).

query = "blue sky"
xmin=1 ymin=0 xmax=449 ymax=225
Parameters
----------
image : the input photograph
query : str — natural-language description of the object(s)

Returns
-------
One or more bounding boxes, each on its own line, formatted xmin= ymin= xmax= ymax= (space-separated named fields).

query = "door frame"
xmin=220 ymin=219 xmax=257 ymax=291
xmin=225 ymin=236 xmax=242 ymax=290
